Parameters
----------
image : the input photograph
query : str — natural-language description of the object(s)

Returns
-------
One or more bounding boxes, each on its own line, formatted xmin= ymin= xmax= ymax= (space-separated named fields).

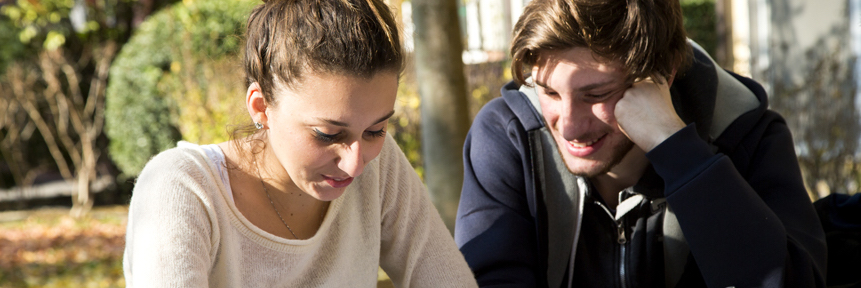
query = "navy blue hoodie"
xmin=455 ymin=44 xmax=827 ymax=288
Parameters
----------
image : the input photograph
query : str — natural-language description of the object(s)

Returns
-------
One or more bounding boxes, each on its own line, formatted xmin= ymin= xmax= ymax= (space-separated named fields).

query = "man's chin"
xmin=558 ymin=139 xmax=634 ymax=178
xmin=564 ymin=161 xmax=613 ymax=178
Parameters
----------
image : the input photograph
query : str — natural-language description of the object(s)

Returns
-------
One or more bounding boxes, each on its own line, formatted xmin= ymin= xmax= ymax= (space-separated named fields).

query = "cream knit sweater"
xmin=123 ymin=135 xmax=477 ymax=287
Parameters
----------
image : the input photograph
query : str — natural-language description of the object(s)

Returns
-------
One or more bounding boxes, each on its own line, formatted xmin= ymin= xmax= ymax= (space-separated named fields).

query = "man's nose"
xmin=559 ymin=98 xmax=595 ymax=141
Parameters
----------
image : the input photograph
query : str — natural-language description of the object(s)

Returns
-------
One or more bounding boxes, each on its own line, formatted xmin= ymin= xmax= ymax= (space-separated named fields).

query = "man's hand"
xmin=614 ymin=76 xmax=686 ymax=152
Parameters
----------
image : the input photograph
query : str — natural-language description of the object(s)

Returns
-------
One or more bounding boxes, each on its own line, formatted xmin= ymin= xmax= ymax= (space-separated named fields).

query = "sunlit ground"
xmin=0 ymin=205 xmax=394 ymax=287
xmin=0 ymin=206 xmax=127 ymax=288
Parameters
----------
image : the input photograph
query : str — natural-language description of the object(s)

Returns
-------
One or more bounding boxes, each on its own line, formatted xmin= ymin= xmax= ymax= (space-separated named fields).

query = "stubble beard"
xmin=559 ymin=137 xmax=635 ymax=178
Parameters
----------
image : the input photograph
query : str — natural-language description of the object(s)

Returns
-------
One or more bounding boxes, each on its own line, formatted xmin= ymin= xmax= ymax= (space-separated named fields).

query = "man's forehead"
xmin=534 ymin=48 xmax=617 ymax=68
xmin=532 ymin=48 xmax=627 ymax=89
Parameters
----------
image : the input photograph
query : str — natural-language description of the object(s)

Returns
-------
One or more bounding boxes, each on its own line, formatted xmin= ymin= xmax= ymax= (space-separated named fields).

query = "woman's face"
xmin=252 ymin=71 xmax=399 ymax=201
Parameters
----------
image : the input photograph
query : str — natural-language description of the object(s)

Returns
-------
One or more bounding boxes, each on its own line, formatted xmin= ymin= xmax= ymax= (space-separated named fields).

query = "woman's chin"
xmin=305 ymin=184 xmax=349 ymax=202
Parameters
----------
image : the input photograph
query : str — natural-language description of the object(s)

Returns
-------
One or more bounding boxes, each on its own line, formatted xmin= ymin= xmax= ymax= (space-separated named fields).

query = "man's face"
xmin=532 ymin=47 xmax=634 ymax=177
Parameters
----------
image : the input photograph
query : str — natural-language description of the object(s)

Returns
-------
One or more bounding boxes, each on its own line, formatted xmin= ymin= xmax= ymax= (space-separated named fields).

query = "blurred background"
xmin=0 ymin=0 xmax=857 ymax=286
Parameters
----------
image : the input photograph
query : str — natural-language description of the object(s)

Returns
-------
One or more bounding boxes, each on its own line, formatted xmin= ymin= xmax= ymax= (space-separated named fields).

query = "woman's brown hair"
xmin=244 ymin=0 xmax=403 ymax=102
xmin=232 ymin=0 xmax=403 ymax=149
xmin=510 ymin=0 xmax=690 ymax=85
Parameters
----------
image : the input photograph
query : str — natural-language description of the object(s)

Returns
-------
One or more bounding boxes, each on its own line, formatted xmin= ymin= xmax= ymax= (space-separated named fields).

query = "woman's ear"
xmin=246 ymin=82 xmax=268 ymax=128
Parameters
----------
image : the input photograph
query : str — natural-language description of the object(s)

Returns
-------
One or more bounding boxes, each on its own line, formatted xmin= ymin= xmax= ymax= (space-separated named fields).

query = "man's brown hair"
xmin=243 ymin=0 xmax=403 ymax=105
xmin=510 ymin=0 xmax=690 ymax=85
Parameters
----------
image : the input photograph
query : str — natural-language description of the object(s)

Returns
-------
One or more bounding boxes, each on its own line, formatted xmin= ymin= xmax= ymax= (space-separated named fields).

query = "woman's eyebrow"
xmin=317 ymin=110 xmax=395 ymax=127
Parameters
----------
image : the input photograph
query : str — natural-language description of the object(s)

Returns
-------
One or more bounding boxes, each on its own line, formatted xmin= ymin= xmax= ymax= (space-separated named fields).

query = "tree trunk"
xmin=714 ymin=0 xmax=734 ymax=69
xmin=412 ymin=0 xmax=470 ymax=233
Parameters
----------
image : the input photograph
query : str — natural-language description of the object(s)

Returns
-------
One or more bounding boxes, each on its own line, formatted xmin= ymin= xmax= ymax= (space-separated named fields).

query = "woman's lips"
xmin=323 ymin=175 xmax=354 ymax=188
xmin=565 ymin=134 xmax=606 ymax=157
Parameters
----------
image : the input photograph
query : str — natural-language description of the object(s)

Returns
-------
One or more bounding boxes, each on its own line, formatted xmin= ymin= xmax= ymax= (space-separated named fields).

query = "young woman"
xmin=122 ymin=0 xmax=477 ymax=287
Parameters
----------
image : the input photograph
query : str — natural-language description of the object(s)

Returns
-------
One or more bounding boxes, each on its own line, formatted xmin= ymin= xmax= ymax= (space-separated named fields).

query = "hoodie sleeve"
xmin=647 ymin=115 xmax=827 ymax=288
xmin=455 ymin=97 xmax=543 ymax=287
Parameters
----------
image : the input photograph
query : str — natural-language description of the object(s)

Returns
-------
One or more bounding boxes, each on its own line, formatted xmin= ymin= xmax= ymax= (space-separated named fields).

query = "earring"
xmin=255 ymin=122 xmax=264 ymax=130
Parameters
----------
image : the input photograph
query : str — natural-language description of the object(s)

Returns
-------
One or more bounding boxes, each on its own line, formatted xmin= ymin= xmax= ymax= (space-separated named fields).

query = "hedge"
xmin=105 ymin=0 xmax=255 ymax=176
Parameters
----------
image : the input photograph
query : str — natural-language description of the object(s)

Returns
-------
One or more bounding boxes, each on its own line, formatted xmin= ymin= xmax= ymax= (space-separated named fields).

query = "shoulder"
xmin=141 ymin=143 xmax=208 ymax=173
xmin=373 ymin=133 xmax=409 ymax=171
xmin=473 ymin=82 xmax=541 ymax=132
xmin=473 ymin=97 xmax=519 ymax=133
xmin=359 ymin=134 xmax=417 ymax=196
xmin=469 ymin=98 xmax=529 ymax=155
xmin=467 ymin=95 xmax=535 ymax=168
xmin=462 ymin=89 xmax=533 ymax=205
xmin=133 ymin=142 xmax=220 ymax=205
xmin=139 ymin=144 xmax=213 ymax=181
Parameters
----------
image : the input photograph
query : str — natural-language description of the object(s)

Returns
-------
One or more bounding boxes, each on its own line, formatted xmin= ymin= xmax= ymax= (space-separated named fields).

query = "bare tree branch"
xmin=8 ymin=65 xmax=75 ymax=180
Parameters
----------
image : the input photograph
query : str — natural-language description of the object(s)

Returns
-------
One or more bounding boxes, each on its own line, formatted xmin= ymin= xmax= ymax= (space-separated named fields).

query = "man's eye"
xmin=584 ymin=89 xmax=618 ymax=100
xmin=541 ymin=90 xmax=560 ymax=99
xmin=585 ymin=92 xmax=611 ymax=98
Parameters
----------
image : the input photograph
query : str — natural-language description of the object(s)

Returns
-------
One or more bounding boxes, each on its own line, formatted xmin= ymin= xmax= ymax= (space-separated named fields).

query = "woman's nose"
xmin=337 ymin=140 xmax=365 ymax=177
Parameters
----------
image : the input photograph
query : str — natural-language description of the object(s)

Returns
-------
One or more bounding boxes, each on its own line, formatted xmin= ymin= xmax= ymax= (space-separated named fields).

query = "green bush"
xmin=0 ymin=0 xmax=72 ymax=73
xmin=681 ymin=0 xmax=717 ymax=57
xmin=105 ymin=0 xmax=255 ymax=176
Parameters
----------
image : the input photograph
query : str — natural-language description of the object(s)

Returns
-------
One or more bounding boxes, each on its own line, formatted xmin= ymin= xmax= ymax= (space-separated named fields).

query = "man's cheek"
xmin=539 ymin=103 xmax=560 ymax=125
xmin=595 ymin=100 xmax=619 ymax=126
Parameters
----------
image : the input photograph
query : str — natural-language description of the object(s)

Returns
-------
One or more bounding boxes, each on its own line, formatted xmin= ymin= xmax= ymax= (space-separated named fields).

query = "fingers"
xmin=614 ymin=76 xmax=685 ymax=152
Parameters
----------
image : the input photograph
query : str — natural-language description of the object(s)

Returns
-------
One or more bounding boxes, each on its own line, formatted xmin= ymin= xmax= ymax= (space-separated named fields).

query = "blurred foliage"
xmin=389 ymin=57 xmax=511 ymax=177
xmin=0 ymin=0 xmax=134 ymax=72
xmin=390 ymin=61 xmax=425 ymax=179
xmin=105 ymin=0 xmax=255 ymax=176
xmin=771 ymin=41 xmax=860 ymax=198
xmin=0 ymin=206 xmax=127 ymax=287
xmin=0 ymin=0 xmax=151 ymax=212
xmin=0 ymin=17 xmax=31 ymax=74
xmin=681 ymin=0 xmax=717 ymax=58
xmin=464 ymin=60 xmax=511 ymax=118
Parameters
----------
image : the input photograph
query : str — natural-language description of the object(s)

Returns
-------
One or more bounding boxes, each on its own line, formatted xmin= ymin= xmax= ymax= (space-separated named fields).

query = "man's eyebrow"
xmin=576 ymin=80 xmax=616 ymax=92
xmin=318 ymin=110 xmax=395 ymax=127
xmin=533 ymin=79 xmax=617 ymax=92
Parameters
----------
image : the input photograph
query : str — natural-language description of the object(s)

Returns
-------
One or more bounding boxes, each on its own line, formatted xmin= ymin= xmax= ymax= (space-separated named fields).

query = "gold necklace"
xmin=253 ymin=161 xmax=299 ymax=239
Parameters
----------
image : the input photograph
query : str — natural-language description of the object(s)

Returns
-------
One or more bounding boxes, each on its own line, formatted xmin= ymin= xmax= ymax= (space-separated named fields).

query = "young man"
xmin=454 ymin=0 xmax=827 ymax=287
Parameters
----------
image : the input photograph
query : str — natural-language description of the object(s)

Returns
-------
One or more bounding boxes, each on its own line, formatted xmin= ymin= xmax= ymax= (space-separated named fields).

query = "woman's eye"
xmin=313 ymin=129 xmax=340 ymax=143
xmin=366 ymin=128 xmax=386 ymax=138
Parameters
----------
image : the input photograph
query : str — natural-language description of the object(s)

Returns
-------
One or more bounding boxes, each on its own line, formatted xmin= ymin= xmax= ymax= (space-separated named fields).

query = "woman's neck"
xmin=218 ymin=140 xmax=329 ymax=240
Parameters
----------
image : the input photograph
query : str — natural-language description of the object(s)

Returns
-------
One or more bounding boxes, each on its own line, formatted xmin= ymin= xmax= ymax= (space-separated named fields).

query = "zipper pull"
xmin=617 ymin=223 xmax=627 ymax=244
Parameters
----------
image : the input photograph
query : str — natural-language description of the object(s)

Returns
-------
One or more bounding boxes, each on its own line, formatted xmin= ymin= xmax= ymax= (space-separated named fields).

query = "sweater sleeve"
xmin=377 ymin=135 xmax=478 ymax=288
xmin=123 ymin=148 xmax=218 ymax=288
xmin=647 ymin=116 xmax=827 ymax=288
xmin=454 ymin=98 xmax=542 ymax=287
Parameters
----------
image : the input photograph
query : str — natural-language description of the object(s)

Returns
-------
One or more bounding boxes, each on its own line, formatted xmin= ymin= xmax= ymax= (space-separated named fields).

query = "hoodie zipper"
xmin=595 ymin=200 xmax=629 ymax=288
xmin=617 ymin=219 xmax=628 ymax=288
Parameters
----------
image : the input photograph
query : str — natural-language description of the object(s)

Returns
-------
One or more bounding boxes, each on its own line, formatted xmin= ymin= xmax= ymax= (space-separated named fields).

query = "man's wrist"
xmin=646 ymin=124 xmax=713 ymax=170
xmin=638 ymin=122 xmax=687 ymax=152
